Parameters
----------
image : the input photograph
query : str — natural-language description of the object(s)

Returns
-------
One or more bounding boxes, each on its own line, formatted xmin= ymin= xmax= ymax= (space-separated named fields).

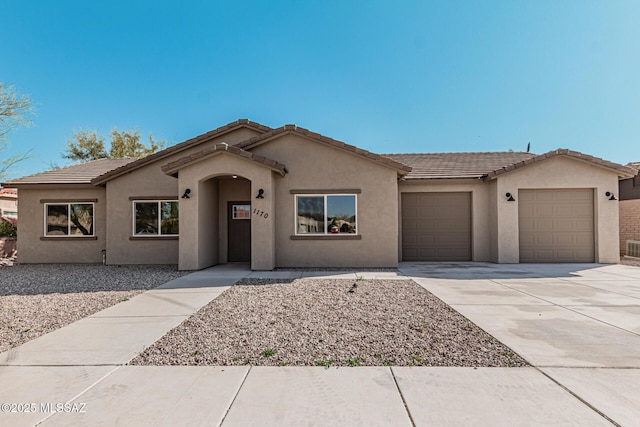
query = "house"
xmin=2 ymin=119 xmax=637 ymax=270
xmin=619 ymin=162 xmax=640 ymax=256
xmin=0 ymin=188 xmax=18 ymax=222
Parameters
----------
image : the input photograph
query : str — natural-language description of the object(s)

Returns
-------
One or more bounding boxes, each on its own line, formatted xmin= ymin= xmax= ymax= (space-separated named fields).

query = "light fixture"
xmin=232 ymin=175 xmax=238 ymax=179
xmin=181 ymin=189 xmax=191 ymax=199
xmin=256 ymin=189 xmax=265 ymax=199
xmin=505 ymin=192 xmax=515 ymax=202
xmin=605 ymin=191 xmax=617 ymax=201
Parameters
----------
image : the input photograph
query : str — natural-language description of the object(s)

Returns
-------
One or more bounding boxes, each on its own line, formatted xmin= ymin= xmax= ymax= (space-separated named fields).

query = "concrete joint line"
xmin=389 ymin=367 xmax=417 ymax=427
xmin=560 ymin=305 xmax=640 ymax=338
xmin=492 ymin=278 xmax=640 ymax=337
xmin=219 ymin=365 xmax=252 ymax=426
xmin=556 ymin=278 xmax=640 ymax=302
xmin=533 ymin=367 xmax=621 ymax=427
xmin=34 ymin=365 xmax=122 ymax=426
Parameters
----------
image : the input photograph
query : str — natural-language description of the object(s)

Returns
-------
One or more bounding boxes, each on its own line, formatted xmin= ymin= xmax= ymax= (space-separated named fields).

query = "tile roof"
xmin=385 ymin=149 xmax=637 ymax=180
xmin=383 ymin=152 xmax=535 ymax=179
xmin=91 ymin=119 xmax=272 ymax=185
xmin=484 ymin=149 xmax=637 ymax=179
xmin=0 ymin=188 xmax=17 ymax=195
xmin=236 ymin=124 xmax=412 ymax=175
xmin=627 ymin=162 xmax=640 ymax=170
xmin=162 ymin=143 xmax=287 ymax=177
xmin=1 ymin=158 xmax=136 ymax=186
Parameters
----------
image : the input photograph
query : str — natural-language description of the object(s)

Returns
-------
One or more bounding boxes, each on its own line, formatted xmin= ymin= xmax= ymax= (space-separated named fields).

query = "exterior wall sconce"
xmin=256 ymin=189 xmax=265 ymax=199
xmin=181 ymin=189 xmax=191 ymax=199
xmin=505 ymin=192 xmax=516 ymax=202
xmin=605 ymin=191 xmax=617 ymax=201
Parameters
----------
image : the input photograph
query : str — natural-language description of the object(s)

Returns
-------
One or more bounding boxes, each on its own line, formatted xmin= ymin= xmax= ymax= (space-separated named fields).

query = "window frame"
xmin=294 ymin=194 xmax=358 ymax=236
xmin=43 ymin=202 xmax=95 ymax=237
xmin=132 ymin=200 xmax=179 ymax=237
xmin=232 ymin=204 xmax=251 ymax=220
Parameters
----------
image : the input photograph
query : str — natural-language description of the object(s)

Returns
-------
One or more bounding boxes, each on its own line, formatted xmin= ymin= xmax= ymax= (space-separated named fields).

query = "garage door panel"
xmin=402 ymin=192 xmax=472 ymax=261
xmin=519 ymin=189 xmax=594 ymax=263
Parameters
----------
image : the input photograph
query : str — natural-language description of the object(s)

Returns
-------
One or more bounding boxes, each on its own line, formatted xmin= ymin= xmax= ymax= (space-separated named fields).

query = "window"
xmin=133 ymin=201 xmax=179 ymax=236
xmin=45 ymin=203 xmax=94 ymax=236
xmin=296 ymin=194 xmax=356 ymax=235
xmin=232 ymin=204 xmax=251 ymax=220
xmin=2 ymin=211 xmax=17 ymax=218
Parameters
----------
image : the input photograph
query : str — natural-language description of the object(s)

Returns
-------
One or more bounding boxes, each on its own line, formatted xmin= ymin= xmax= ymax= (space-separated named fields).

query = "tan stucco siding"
xmin=176 ymin=154 xmax=276 ymax=270
xmin=251 ymin=134 xmax=399 ymax=268
xmin=398 ymin=180 xmax=491 ymax=262
xmin=15 ymin=185 xmax=106 ymax=263
xmin=103 ymin=127 xmax=263 ymax=265
xmin=494 ymin=156 xmax=621 ymax=263
xmin=0 ymin=196 xmax=17 ymax=215
xmin=105 ymin=165 xmax=179 ymax=265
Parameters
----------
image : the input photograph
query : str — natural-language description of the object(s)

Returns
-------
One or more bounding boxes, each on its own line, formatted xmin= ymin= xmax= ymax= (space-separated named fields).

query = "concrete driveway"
xmin=399 ymin=262 xmax=640 ymax=426
xmin=2 ymin=262 xmax=639 ymax=426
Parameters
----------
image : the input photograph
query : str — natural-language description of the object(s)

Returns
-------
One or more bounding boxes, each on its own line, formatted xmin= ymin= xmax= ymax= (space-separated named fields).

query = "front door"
xmin=228 ymin=202 xmax=251 ymax=262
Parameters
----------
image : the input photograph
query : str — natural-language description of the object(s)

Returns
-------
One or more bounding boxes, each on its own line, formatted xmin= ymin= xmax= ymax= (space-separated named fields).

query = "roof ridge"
xmin=383 ymin=151 xmax=533 ymax=156
xmin=235 ymin=124 xmax=412 ymax=174
xmin=91 ymin=119 xmax=273 ymax=185
xmin=485 ymin=148 xmax=637 ymax=179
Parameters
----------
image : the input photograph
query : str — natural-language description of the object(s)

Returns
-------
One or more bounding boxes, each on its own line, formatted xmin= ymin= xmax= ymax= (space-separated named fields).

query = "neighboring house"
xmin=0 ymin=188 xmax=18 ymax=219
xmin=2 ymin=120 xmax=637 ymax=270
xmin=619 ymin=162 xmax=640 ymax=256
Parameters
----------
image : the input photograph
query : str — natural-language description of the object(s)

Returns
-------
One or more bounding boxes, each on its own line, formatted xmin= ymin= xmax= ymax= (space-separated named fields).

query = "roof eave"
xmin=238 ymin=127 xmax=412 ymax=175
xmin=484 ymin=149 xmax=637 ymax=180
xmin=91 ymin=120 xmax=272 ymax=186
xmin=161 ymin=143 xmax=287 ymax=178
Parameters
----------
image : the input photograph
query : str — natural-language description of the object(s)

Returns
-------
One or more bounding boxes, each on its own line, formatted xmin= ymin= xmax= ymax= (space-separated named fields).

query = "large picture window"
xmin=45 ymin=203 xmax=94 ymax=236
xmin=296 ymin=195 xmax=357 ymax=235
xmin=133 ymin=201 xmax=179 ymax=236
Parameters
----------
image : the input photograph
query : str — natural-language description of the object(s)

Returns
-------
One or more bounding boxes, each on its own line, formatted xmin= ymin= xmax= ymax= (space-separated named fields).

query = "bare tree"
xmin=0 ymin=83 xmax=33 ymax=179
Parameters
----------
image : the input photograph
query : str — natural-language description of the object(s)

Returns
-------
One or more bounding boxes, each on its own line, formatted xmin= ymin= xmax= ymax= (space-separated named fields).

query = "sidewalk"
xmin=1 ymin=263 xmax=637 ymax=426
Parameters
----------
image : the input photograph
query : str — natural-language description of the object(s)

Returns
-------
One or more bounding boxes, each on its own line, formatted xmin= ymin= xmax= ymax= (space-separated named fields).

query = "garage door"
xmin=519 ymin=189 xmax=594 ymax=263
xmin=402 ymin=192 xmax=471 ymax=261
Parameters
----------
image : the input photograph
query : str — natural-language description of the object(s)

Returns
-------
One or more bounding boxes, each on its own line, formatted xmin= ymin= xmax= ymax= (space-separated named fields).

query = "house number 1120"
xmin=253 ymin=208 xmax=268 ymax=219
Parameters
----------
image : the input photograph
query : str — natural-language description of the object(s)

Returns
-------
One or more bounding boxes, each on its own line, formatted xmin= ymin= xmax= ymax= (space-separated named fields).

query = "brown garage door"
xmin=519 ymin=189 xmax=594 ymax=263
xmin=402 ymin=192 xmax=472 ymax=261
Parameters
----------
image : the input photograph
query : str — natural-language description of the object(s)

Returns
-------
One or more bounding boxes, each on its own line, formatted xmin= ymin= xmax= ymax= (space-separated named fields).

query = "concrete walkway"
xmin=0 ymin=263 xmax=639 ymax=426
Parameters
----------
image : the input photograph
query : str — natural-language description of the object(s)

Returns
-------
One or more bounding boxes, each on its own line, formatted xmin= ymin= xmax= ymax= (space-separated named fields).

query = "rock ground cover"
xmin=132 ymin=278 xmax=528 ymax=367
xmin=0 ymin=263 xmax=186 ymax=352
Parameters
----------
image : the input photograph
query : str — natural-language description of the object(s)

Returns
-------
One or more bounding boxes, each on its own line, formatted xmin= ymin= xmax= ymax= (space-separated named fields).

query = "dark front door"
xmin=228 ymin=202 xmax=251 ymax=262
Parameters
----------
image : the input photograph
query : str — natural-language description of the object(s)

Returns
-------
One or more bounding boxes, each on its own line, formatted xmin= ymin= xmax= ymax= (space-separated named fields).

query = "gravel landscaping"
xmin=0 ymin=262 xmax=187 ymax=353
xmin=132 ymin=278 xmax=528 ymax=367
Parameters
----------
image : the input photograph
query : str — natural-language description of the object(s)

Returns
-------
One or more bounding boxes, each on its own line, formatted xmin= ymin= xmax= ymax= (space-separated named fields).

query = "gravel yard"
xmin=132 ymin=278 xmax=528 ymax=367
xmin=0 ymin=262 xmax=187 ymax=353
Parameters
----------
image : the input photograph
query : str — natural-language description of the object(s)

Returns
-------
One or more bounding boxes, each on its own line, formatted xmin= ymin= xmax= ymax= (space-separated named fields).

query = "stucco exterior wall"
xmin=251 ymin=134 xmax=399 ymax=268
xmin=104 ymin=127 xmax=263 ymax=266
xmin=620 ymin=199 xmax=640 ymax=255
xmin=177 ymin=153 xmax=276 ymax=270
xmin=0 ymin=195 xmax=18 ymax=216
xmin=493 ymin=156 xmax=621 ymax=263
xmin=15 ymin=185 xmax=106 ymax=263
xmin=397 ymin=180 xmax=491 ymax=261
xmin=105 ymin=165 xmax=179 ymax=265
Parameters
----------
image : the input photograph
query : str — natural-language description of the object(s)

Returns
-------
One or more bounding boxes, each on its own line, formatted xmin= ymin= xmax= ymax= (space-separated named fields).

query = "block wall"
xmin=620 ymin=199 xmax=640 ymax=255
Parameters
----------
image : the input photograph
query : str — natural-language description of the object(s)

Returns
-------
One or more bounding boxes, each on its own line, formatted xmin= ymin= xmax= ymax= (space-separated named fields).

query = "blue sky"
xmin=2 ymin=1 xmax=639 ymax=179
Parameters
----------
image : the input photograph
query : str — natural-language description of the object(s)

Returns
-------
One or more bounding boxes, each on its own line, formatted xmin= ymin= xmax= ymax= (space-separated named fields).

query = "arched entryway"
xmin=163 ymin=144 xmax=283 ymax=270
